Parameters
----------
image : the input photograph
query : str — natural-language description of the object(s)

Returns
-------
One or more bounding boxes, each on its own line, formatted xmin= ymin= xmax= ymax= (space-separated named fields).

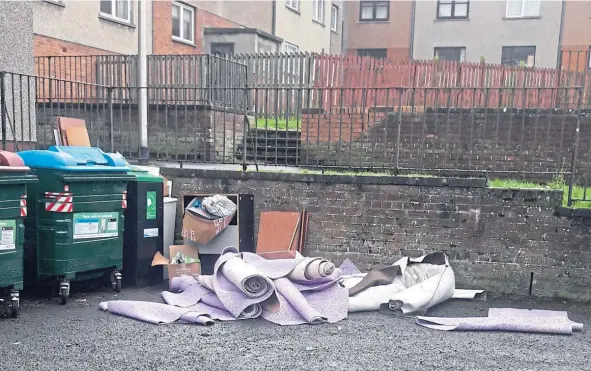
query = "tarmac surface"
xmin=0 ymin=282 xmax=590 ymax=371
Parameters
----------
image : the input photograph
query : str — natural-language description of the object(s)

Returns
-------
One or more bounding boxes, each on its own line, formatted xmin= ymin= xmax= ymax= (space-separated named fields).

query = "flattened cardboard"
xmin=151 ymin=245 xmax=201 ymax=286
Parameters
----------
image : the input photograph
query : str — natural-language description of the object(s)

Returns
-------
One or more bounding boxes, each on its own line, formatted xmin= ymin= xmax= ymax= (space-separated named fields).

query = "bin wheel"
xmin=110 ymin=270 xmax=122 ymax=293
xmin=59 ymin=290 xmax=68 ymax=305
xmin=9 ymin=302 xmax=18 ymax=318
xmin=58 ymin=280 xmax=70 ymax=305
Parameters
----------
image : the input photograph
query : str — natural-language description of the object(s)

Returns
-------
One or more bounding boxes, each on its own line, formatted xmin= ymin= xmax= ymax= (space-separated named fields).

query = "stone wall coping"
xmin=160 ymin=167 xmax=491 ymax=187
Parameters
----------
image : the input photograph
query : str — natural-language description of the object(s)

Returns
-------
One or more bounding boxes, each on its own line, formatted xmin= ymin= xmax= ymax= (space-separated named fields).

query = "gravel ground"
xmin=0 ymin=283 xmax=589 ymax=371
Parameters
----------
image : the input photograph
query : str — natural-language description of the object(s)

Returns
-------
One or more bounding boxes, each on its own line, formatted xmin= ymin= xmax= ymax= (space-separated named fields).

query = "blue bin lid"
xmin=17 ymin=146 xmax=130 ymax=172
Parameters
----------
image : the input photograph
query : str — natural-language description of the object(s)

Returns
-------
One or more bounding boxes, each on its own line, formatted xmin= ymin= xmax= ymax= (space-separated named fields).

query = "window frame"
xmin=99 ymin=0 xmax=132 ymax=24
xmin=331 ymin=4 xmax=339 ymax=32
xmin=359 ymin=1 xmax=390 ymax=22
xmin=433 ymin=47 xmax=466 ymax=62
xmin=501 ymin=45 xmax=537 ymax=67
xmin=505 ymin=0 xmax=541 ymax=18
xmin=172 ymin=1 xmax=195 ymax=45
xmin=283 ymin=42 xmax=300 ymax=54
xmin=588 ymin=46 xmax=591 ymax=70
xmin=357 ymin=48 xmax=388 ymax=59
xmin=286 ymin=0 xmax=300 ymax=12
xmin=313 ymin=0 xmax=325 ymax=23
xmin=436 ymin=0 xmax=469 ymax=19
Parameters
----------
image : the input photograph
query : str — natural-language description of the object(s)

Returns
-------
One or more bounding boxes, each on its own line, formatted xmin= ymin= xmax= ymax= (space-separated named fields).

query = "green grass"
xmin=255 ymin=117 xmax=301 ymax=131
xmin=489 ymin=176 xmax=591 ymax=209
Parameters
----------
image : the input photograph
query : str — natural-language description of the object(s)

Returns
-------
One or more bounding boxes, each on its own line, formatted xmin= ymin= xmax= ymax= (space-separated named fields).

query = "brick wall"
xmin=34 ymin=35 xmax=116 ymax=84
xmin=35 ymin=103 xmax=242 ymax=162
xmin=299 ymin=109 xmax=588 ymax=178
xmin=163 ymin=169 xmax=591 ymax=300
xmin=152 ymin=0 xmax=240 ymax=55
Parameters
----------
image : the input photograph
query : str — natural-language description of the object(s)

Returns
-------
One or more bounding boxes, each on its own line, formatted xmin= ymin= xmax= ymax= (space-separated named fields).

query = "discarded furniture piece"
xmin=56 ymin=117 xmax=91 ymax=147
xmin=256 ymin=210 xmax=309 ymax=259
xmin=17 ymin=146 xmax=134 ymax=304
xmin=181 ymin=194 xmax=254 ymax=275
xmin=0 ymin=151 xmax=37 ymax=317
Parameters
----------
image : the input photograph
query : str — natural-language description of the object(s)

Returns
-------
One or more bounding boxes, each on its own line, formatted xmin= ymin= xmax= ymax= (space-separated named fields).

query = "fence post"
xmin=0 ymin=71 xmax=5 ymax=150
xmin=107 ymin=87 xmax=114 ymax=153
xmin=394 ymin=89 xmax=403 ymax=171
xmin=567 ymin=87 xmax=583 ymax=207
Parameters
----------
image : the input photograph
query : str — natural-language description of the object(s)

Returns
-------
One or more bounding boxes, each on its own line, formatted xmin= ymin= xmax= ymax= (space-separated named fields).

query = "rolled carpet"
xmin=416 ymin=308 xmax=584 ymax=335
xmin=212 ymin=250 xmax=277 ymax=317
xmin=220 ymin=255 xmax=272 ymax=298
xmin=99 ymin=300 xmax=214 ymax=326
xmin=288 ymin=257 xmax=335 ymax=282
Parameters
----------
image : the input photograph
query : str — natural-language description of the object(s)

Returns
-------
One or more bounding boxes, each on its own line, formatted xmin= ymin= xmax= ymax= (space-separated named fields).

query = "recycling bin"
xmin=122 ymin=166 xmax=164 ymax=288
xmin=0 ymin=151 xmax=37 ymax=317
xmin=17 ymin=146 xmax=134 ymax=304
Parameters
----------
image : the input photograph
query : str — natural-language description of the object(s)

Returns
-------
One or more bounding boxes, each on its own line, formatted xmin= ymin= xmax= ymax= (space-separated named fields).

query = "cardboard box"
xmin=151 ymin=245 xmax=201 ymax=286
xmin=182 ymin=197 xmax=234 ymax=245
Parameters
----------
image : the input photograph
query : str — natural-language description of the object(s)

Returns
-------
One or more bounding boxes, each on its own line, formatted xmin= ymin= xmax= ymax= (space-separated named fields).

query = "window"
xmin=286 ymin=0 xmax=300 ymax=12
xmin=588 ymin=46 xmax=591 ymax=70
xmin=501 ymin=46 xmax=536 ymax=67
xmin=357 ymin=48 xmax=387 ymax=59
xmin=506 ymin=0 xmax=540 ymax=18
xmin=359 ymin=1 xmax=389 ymax=22
xmin=283 ymin=42 xmax=299 ymax=54
xmin=100 ymin=0 xmax=131 ymax=23
xmin=331 ymin=4 xmax=339 ymax=32
xmin=437 ymin=1 xmax=469 ymax=19
xmin=211 ymin=43 xmax=234 ymax=56
xmin=434 ymin=47 xmax=466 ymax=62
xmin=313 ymin=0 xmax=325 ymax=23
xmin=172 ymin=2 xmax=194 ymax=44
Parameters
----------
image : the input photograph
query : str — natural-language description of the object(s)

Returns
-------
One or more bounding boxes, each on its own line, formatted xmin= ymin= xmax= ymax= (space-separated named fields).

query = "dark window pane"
xmin=172 ymin=4 xmax=180 ymax=38
xmin=115 ymin=0 xmax=128 ymax=20
xmin=357 ymin=48 xmax=387 ymax=59
xmin=434 ymin=47 xmax=465 ymax=61
xmin=375 ymin=4 xmax=388 ymax=19
xmin=183 ymin=8 xmax=192 ymax=41
xmin=211 ymin=43 xmax=235 ymax=56
xmin=360 ymin=4 xmax=373 ymax=19
xmin=100 ymin=0 xmax=112 ymax=14
xmin=501 ymin=46 xmax=536 ymax=66
xmin=454 ymin=3 xmax=468 ymax=16
xmin=438 ymin=3 xmax=452 ymax=17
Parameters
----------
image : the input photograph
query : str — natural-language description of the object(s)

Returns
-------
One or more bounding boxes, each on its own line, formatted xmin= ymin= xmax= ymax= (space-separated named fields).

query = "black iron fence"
xmin=2 ymin=71 xmax=591 ymax=206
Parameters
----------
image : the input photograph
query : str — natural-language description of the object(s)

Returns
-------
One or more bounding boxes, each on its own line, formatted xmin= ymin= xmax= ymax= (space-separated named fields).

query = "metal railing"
xmin=2 ymin=71 xmax=588 ymax=182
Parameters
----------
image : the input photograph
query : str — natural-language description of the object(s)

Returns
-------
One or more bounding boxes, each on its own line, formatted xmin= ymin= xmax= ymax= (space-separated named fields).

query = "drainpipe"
xmin=271 ymin=0 xmax=276 ymax=35
xmin=409 ymin=0 xmax=416 ymax=59
xmin=556 ymin=0 xmax=566 ymax=70
xmin=138 ymin=0 xmax=149 ymax=164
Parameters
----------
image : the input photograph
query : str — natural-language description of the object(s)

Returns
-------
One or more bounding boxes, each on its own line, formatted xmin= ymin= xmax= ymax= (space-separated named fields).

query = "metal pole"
xmin=108 ymin=87 xmax=114 ymax=153
xmin=0 ymin=72 xmax=6 ymax=150
xmin=567 ymin=88 xmax=583 ymax=207
xmin=138 ymin=0 xmax=149 ymax=164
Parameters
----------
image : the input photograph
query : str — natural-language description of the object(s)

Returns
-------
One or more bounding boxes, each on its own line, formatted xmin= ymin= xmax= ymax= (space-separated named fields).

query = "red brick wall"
xmin=34 ymin=34 xmax=117 ymax=99
xmin=152 ymin=0 xmax=240 ymax=55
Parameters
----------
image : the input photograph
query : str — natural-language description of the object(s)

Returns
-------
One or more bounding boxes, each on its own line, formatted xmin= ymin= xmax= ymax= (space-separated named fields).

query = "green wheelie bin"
xmin=0 ymin=150 xmax=37 ymax=317
xmin=17 ymin=146 xmax=134 ymax=304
